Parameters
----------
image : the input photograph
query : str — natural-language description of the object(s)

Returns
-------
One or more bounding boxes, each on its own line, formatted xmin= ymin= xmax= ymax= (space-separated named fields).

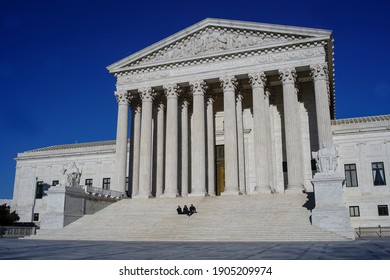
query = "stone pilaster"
xmin=137 ymin=87 xmax=156 ymax=198
xmin=155 ymin=101 xmax=165 ymax=197
xmin=181 ymin=99 xmax=189 ymax=197
xmin=236 ymin=93 xmax=246 ymax=195
xmin=114 ymin=90 xmax=131 ymax=193
xmin=189 ymin=80 xmax=207 ymax=196
xmin=207 ymin=95 xmax=216 ymax=196
xmin=220 ymin=76 xmax=240 ymax=195
xmin=310 ymin=63 xmax=333 ymax=148
xmin=131 ymin=103 xmax=142 ymax=197
xmin=279 ymin=68 xmax=304 ymax=192
xmin=249 ymin=72 xmax=270 ymax=193
xmin=163 ymin=84 xmax=181 ymax=197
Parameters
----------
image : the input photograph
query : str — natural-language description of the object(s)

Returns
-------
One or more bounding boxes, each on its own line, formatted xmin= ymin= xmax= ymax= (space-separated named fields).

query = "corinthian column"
xmin=163 ymin=84 xmax=181 ymax=197
xmin=131 ymin=103 xmax=141 ymax=197
xmin=249 ymin=72 xmax=270 ymax=193
xmin=279 ymin=68 xmax=304 ymax=192
xmin=137 ymin=87 xmax=155 ymax=198
xmin=220 ymin=76 xmax=240 ymax=195
xmin=236 ymin=93 xmax=246 ymax=195
xmin=189 ymin=80 xmax=207 ymax=196
xmin=310 ymin=63 xmax=333 ymax=148
xmin=181 ymin=99 xmax=189 ymax=197
xmin=207 ymin=95 xmax=216 ymax=196
xmin=114 ymin=90 xmax=131 ymax=193
xmin=155 ymin=101 xmax=165 ymax=197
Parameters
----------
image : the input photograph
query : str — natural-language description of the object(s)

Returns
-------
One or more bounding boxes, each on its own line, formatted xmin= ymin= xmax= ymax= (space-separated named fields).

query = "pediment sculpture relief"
xmin=128 ymin=27 xmax=307 ymax=67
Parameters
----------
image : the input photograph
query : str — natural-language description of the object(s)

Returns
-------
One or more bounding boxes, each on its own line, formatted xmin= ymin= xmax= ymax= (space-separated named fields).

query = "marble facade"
xmin=9 ymin=19 xmax=390 ymax=234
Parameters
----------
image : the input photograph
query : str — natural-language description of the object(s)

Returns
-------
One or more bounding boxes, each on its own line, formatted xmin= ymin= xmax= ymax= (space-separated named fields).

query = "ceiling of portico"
xmin=107 ymin=18 xmax=333 ymax=75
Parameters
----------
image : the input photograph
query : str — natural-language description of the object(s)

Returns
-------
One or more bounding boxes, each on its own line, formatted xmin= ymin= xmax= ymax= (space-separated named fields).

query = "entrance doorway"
xmin=216 ymin=145 xmax=225 ymax=195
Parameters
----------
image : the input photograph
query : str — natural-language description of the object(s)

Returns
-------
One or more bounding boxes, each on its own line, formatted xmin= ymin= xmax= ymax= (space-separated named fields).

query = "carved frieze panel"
xmin=125 ymin=27 xmax=309 ymax=68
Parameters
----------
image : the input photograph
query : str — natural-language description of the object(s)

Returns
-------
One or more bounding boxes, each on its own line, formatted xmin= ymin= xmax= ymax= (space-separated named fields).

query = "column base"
xmin=253 ymin=185 xmax=271 ymax=194
xmin=161 ymin=193 xmax=180 ymax=198
xmin=220 ymin=190 xmax=240 ymax=196
xmin=133 ymin=194 xmax=154 ymax=199
xmin=285 ymin=184 xmax=304 ymax=194
xmin=188 ymin=192 xmax=208 ymax=197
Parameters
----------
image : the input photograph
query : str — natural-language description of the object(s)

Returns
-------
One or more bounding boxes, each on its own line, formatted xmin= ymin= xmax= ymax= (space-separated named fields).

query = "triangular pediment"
xmin=108 ymin=18 xmax=332 ymax=73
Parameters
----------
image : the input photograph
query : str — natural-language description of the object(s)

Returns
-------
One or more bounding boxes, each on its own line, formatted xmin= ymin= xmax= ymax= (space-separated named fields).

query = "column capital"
xmin=163 ymin=84 xmax=181 ymax=99
xmin=278 ymin=67 xmax=297 ymax=85
xmin=115 ymin=90 xmax=131 ymax=105
xmin=220 ymin=75 xmax=238 ymax=91
xmin=138 ymin=87 xmax=156 ymax=102
xmin=310 ymin=63 xmax=328 ymax=81
xmin=189 ymin=80 xmax=208 ymax=96
xmin=248 ymin=72 xmax=267 ymax=88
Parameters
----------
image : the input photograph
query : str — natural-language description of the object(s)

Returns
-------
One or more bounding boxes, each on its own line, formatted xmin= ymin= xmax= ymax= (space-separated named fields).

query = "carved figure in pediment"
xmin=216 ymin=30 xmax=228 ymax=50
xmin=194 ymin=34 xmax=204 ymax=55
xmin=231 ymin=34 xmax=242 ymax=49
xmin=204 ymin=29 xmax=216 ymax=52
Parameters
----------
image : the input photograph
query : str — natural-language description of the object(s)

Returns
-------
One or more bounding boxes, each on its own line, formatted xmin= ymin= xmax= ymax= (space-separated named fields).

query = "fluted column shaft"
xmin=155 ymin=102 xmax=165 ymax=197
xmin=190 ymin=81 xmax=207 ymax=196
xmin=264 ymin=88 xmax=274 ymax=191
xmin=131 ymin=104 xmax=142 ymax=196
xmin=137 ymin=87 xmax=155 ymax=197
xmin=114 ymin=90 xmax=130 ymax=193
xmin=207 ymin=95 xmax=216 ymax=196
xmin=310 ymin=63 xmax=333 ymax=148
xmin=249 ymin=72 xmax=270 ymax=193
xmin=220 ymin=76 xmax=240 ymax=195
xmin=163 ymin=84 xmax=180 ymax=197
xmin=236 ymin=93 xmax=246 ymax=195
xmin=279 ymin=68 xmax=304 ymax=191
xmin=181 ymin=100 xmax=189 ymax=196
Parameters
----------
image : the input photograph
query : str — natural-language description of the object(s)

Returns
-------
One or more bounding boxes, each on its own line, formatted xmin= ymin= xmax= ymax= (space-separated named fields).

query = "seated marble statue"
xmin=60 ymin=162 xmax=82 ymax=187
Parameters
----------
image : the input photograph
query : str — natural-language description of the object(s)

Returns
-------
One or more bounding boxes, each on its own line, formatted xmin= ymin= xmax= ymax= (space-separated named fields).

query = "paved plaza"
xmin=1 ymin=238 xmax=390 ymax=259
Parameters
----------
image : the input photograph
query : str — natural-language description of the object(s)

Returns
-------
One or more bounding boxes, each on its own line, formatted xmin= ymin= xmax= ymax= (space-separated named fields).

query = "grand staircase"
xmin=29 ymin=193 xmax=351 ymax=241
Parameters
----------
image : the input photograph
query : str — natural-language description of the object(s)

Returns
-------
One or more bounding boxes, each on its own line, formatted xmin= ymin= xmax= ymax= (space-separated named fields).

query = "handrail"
xmin=355 ymin=226 xmax=390 ymax=238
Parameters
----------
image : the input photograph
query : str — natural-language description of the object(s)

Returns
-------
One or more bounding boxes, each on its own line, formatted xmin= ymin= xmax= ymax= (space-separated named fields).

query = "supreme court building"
xmin=10 ymin=19 xmax=390 ymax=239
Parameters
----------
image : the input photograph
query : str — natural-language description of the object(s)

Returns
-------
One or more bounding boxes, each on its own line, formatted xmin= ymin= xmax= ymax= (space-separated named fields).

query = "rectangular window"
xmin=33 ymin=213 xmax=40 ymax=222
xmin=372 ymin=162 xmax=386 ymax=186
xmin=125 ymin=177 xmax=129 ymax=192
xmin=349 ymin=206 xmax=360 ymax=217
xmin=378 ymin=205 xmax=389 ymax=216
xmin=52 ymin=180 xmax=59 ymax=186
xmin=102 ymin=178 xmax=110 ymax=190
xmin=85 ymin=179 xmax=93 ymax=187
xmin=344 ymin=164 xmax=358 ymax=187
xmin=35 ymin=181 xmax=44 ymax=199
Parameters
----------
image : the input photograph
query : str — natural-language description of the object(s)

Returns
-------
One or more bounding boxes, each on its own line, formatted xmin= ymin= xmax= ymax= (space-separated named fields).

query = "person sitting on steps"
xmin=189 ymin=204 xmax=197 ymax=215
xmin=176 ymin=205 xmax=182 ymax=214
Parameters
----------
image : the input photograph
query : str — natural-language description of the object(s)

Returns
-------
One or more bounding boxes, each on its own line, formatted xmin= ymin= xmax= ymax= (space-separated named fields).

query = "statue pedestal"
xmin=311 ymin=172 xmax=355 ymax=239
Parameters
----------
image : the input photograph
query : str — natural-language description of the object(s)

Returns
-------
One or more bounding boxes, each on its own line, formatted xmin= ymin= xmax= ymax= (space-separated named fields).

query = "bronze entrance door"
xmin=216 ymin=145 xmax=225 ymax=196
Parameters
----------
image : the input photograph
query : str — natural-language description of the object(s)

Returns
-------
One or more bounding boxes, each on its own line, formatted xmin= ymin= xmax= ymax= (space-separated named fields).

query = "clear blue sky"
xmin=1 ymin=0 xmax=389 ymax=199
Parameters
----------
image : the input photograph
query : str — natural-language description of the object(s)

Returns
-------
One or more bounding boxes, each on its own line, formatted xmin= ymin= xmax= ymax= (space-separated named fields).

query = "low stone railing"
xmin=355 ymin=226 xmax=390 ymax=238
xmin=0 ymin=226 xmax=36 ymax=238
xmin=84 ymin=186 xmax=124 ymax=199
